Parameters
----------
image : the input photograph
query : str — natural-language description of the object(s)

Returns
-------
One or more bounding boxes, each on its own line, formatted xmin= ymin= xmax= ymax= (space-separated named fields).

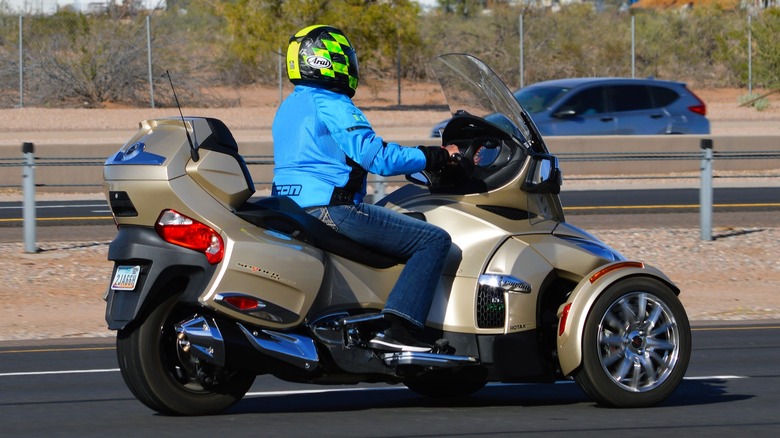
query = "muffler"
xmin=381 ymin=351 xmax=478 ymax=368
xmin=175 ymin=316 xmax=226 ymax=367
xmin=175 ymin=315 xmax=319 ymax=372
xmin=238 ymin=324 xmax=319 ymax=371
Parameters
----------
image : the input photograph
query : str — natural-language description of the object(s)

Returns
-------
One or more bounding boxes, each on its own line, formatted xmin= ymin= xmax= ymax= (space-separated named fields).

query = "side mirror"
xmin=552 ymin=109 xmax=577 ymax=119
xmin=522 ymin=154 xmax=562 ymax=195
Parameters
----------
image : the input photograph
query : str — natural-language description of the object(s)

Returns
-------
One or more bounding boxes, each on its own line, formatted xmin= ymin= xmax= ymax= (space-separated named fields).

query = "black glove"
xmin=417 ymin=145 xmax=451 ymax=172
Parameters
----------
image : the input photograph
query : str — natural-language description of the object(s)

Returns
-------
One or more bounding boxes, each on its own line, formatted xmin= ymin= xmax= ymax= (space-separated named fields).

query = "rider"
xmin=272 ymin=24 xmax=459 ymax=352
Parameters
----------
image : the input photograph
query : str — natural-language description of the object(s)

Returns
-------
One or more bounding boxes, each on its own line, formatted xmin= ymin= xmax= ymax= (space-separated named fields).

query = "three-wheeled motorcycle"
xmin=103 ymin=53 xmax=691 ymax=415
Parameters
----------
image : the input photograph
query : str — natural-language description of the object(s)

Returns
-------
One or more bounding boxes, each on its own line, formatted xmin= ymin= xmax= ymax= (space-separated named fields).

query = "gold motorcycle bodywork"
xmin=104 ymin=116 xmax=676 ymax=371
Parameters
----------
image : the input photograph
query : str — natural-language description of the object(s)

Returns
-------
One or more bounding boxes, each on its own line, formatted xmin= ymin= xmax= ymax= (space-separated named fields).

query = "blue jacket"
xmin=271 ymin=85 xmax=427 ymax=208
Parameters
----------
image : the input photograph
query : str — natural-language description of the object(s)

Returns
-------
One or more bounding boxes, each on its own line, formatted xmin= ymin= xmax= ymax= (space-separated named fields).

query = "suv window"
xmin=608 ymin=85 xmax=653 ymax=112
xmin=558 ymin=87 xmax=605 ymax=115
xmin=649 ymin=85 xmax=679 ymax=107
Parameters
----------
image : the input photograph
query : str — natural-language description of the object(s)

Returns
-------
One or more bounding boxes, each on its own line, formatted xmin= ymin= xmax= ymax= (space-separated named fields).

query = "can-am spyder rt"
xmin=103 ymin=53 xmax=691 ymax=415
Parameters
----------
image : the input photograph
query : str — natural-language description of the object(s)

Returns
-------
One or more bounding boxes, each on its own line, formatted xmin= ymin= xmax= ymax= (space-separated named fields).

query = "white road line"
xmin=0 ymin=368 xmax=749 ymax=389
xmin=684 ymin=375 xmax=747 ymax=380
xmin=0 ymin=368 xmax=119 ymax=377
xmin=245 ymin=377 xmax=751 ymax=397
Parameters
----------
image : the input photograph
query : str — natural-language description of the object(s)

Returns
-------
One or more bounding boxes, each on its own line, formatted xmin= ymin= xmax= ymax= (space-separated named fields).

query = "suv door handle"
xmin=650 ymin=114 xmax=664 ymax=119
xmin=599 ymin=117 xmax=614 ymax=122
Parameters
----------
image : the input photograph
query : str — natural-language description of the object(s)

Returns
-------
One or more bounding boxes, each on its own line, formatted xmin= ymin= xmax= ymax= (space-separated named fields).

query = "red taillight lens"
xmin=155 ymin=209 xmax=224 ymax=264
xmin=223 ymin=296 xmax=262 ymax=311
xmin=687 ymin=89 xmax=707 ymax=116
xmin=688 ymin=104 xmax=706 ymax=116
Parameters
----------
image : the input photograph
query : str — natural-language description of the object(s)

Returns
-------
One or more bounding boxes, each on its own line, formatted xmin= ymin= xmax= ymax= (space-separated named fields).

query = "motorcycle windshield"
xmin=431 ymin=53 xmax=562 ymax=224
xmin=431 ymin=53 xmax=547 ymax=155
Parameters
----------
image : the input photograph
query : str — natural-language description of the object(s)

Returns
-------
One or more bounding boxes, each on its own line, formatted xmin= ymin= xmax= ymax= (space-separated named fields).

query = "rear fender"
xmin=555 ymin=261 xmax=679 ymax=376
xmin=105 ymin=226 xmax=215 ymax=330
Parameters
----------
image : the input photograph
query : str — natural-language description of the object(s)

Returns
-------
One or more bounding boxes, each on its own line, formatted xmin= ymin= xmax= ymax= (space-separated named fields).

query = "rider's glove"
xmin=417 ymin=145 xmax=450 ymax=172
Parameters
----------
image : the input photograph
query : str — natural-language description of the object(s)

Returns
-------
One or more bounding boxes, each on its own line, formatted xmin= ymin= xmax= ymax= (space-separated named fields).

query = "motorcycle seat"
xmin=236 ymin=197 xmax=403 ymax=269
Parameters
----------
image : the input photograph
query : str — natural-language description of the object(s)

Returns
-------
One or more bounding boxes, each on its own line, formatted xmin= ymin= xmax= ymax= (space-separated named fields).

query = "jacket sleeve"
xmin=317 ymin=93 xmax=427 ymax=176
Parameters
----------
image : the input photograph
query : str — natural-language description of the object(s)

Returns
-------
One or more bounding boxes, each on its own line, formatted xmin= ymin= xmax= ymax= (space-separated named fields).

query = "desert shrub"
xmin=752 ymin=8 xmax=780 ymax=89
xmin=1 ymin=2 xmax=776 ymax=107
xmin=219 ymin=0 xmax=423 ymax=86
xmin=739 ymin=92 xmax=771 ymax=111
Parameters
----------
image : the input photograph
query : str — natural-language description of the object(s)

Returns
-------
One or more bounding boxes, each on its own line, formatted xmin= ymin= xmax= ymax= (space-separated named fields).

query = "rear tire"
xmin=116 ymin=294 xmax=255 ymax=415
xmin=574 ymin=277 xmax=691 ymax=407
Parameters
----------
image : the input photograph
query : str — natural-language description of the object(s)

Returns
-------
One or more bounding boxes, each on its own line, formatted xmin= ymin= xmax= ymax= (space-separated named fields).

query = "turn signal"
xmin=589 ymin=261 xmax=644 ymax=284
xmin=155 ymin=209 xmax=225 ymax=264
xmin=558 ymin=303 xmax=572 ymax=336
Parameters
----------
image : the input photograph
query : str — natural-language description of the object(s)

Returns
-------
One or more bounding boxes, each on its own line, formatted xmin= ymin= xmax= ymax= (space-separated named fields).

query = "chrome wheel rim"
xmin=596 ymin=291 xmax=681 ymax=393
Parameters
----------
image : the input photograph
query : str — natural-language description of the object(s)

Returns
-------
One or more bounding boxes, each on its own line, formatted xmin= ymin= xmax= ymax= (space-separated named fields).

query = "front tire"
xmin=116 ymin=294 xmax=255 ymax=415
xmin=574 ymin=277 xmax=691 ymax=407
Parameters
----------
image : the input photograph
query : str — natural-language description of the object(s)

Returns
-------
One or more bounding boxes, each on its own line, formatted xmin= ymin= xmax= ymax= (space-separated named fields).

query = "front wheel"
xmin=574 ymin=277 xmax=691 ymax=407
xmin=116 ymin=294 xmax=255 ymax=415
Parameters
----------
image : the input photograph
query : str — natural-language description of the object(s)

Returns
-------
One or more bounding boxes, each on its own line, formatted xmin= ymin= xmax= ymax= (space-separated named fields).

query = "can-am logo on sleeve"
xmin=306 ymin=56 xmax=332 ymax=69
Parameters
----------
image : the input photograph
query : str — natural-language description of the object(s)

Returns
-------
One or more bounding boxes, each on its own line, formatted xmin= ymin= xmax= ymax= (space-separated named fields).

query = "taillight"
xmin=687 ymin=89 xmax=707 ymax=116
xmin=155 ymin=209 xmax=224 ymax=264
xmin=688 ymin=104 xmax=706 ymax=116
xmin=222 ymin=295 xmax=263 ymax=311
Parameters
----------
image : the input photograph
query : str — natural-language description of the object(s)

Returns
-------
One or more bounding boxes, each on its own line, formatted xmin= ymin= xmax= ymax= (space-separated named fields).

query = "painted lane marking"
xmin=0 ymin=368 xmax=119 ymax=377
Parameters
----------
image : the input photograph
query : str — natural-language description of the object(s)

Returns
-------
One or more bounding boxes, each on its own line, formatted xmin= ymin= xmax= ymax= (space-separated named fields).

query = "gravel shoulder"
xmin=1 ymin=217 xmax=778 ymax=341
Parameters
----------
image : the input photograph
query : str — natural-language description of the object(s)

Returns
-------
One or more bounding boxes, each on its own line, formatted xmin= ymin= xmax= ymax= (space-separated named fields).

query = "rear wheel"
xmin=116 ymin=294 xmax=255 ymax=415
xmin=404 ymin=366 xmax=488 ymax=398
xmin=574 ymin=278 xmax=691 ymax=407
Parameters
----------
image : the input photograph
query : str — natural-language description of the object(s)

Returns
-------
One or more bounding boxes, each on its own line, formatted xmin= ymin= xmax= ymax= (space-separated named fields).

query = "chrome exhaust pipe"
xmin=381 ymin=351 xmax=478 ymax=368
xmin=175 ymin=316 xmax=226 ymax=367
xmin=238 ymin=324 xmax=319 ymax=371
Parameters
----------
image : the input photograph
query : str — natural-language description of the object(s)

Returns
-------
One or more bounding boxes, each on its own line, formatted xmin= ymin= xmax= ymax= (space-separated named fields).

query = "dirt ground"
xmin=0 ymin=85 xmax=778 ymax=341
xmin=1 ymin=224 xmax=778 ymax=342
xmin=1 ymin=85 xmax=779 ymax=141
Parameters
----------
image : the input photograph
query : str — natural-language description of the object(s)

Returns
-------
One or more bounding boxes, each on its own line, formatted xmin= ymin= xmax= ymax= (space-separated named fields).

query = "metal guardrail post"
xmin=22 ymin=142 xmax=38 ymax=253
xmin=700 ymin=139 xmax=714 ymax=241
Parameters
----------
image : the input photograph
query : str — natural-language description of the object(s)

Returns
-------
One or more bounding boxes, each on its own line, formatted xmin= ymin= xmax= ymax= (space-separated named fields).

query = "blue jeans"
xmin=308 ymin=203 xmax=451 ymax=328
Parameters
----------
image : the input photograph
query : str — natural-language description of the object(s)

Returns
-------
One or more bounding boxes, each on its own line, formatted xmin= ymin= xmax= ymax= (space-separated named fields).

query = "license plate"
xmin=111 ymin=265 xmax=141 ymax=291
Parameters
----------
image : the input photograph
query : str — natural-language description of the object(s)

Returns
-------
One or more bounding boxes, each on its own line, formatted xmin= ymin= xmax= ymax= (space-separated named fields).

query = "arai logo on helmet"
xmin=306 ymin=56 xmax=332 ymax=69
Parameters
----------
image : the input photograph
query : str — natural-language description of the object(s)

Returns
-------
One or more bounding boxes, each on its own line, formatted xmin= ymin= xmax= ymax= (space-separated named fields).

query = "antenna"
xmin=165 ymin=70 xmax=199 ymax=162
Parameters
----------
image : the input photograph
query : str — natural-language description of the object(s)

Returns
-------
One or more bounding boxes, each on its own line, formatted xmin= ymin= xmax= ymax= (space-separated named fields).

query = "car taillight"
xmin=688 ymin=104 xmax=706 ymax=116
xmin=155 ymin=209 xmax=224 ymax=264
xmin=687 ymin=89 xmax=707 ymax=116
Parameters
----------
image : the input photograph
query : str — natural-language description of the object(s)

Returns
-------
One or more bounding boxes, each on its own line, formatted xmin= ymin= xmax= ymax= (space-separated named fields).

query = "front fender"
xmin=556 ymin=261 xmax=679 ymax=376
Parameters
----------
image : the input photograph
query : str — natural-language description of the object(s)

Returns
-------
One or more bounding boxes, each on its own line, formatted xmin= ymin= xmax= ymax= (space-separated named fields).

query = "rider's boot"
xmin=369 ymin=314 xmax=432 ymax=352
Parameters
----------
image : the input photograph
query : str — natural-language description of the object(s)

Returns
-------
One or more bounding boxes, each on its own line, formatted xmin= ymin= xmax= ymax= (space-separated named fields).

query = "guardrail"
xmin=558 ymin=150 xmax=780 ymax=162
xmin=6 ymin=140 xmax=780 ymax=251
xmin=4 ymin=152 xmax=780 ymax=189
xmin=0 ymin=155 xmax=279 ymax=189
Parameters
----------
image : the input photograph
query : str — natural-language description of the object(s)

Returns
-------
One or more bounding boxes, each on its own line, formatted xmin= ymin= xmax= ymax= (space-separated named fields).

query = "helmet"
xmin=286 ymin=25 xmax=359 ymax=97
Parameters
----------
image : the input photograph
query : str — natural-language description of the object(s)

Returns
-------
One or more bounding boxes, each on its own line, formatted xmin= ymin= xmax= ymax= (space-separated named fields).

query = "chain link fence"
xmin=1 ymin=4 xmax=779 ymax=110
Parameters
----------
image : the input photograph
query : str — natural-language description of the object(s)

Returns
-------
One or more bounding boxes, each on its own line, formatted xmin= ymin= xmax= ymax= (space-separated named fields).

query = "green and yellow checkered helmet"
xmin=286 ymin=25 xmax=359 ymax=97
